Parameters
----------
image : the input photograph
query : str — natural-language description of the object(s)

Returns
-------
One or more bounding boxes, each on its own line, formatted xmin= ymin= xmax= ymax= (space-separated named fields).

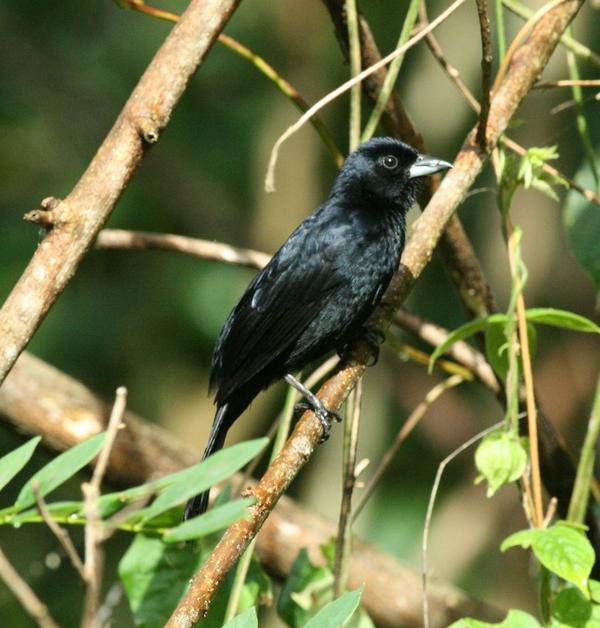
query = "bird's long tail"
xmin=183 ymin=403 xmax=231 ymax=520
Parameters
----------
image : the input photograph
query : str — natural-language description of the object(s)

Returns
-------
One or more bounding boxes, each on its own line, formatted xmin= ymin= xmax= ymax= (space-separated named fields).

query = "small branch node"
xmin=135 ymin=114 xmax=161 ymax=144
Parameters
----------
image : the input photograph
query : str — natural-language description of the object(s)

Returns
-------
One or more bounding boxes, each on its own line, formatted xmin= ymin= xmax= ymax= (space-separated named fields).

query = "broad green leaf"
xmin=347 ymin=607 xmax=376 ymax=628
xmin=564 ymin=151 xmax=600 ymax=292
xmin=277 ymin=549 xmax=334 ymax=627
xmin=533 ymin=524 xmax=595 ymax=595
xmin=429 ymin=315 xmax=506 ymax=371
xmin=137 ymin=438 xmax=268 ymax=523
xmin=163 ymin=497 xmax=254 ymax=542
xmin=525 ymin=308 xmax=600 ymax=334
xmin=550 ymin=586 xmax=598 ymax=627
xmin=223 ymin=607 xmax=258 ymax=628
xmin=501 ymin=529 xmax=538 ymax=552
xmin=502 ymin=523 xmax=594 ymax=595
xmin=0 ymin=437 xmax=41 ymax=493
xmin=14 ymin=432 xmax=107 ymax=511
xmin=304 ymin=587 xmax=363 ymax=628
xmin=475 ymin=431 xmax=528 ymax=497
xmin=119 ymin=534 xmax=204 ymax=628
xmin=485 ymin=323 xmax=509 ymax=381
xmin=449 ymin=609 xmax=542 ymax=627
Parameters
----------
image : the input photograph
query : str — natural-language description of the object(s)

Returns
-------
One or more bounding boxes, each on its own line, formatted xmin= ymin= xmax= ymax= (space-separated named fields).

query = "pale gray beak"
xmin=408 ymin=154 xmax=453 ymax=179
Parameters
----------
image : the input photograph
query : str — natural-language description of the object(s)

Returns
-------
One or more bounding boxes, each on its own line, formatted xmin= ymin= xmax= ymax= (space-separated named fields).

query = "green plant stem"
xmin=495 ymin=0 xmax=506 ymax=62
xmin=567 ymin=375 xmax=600 ymax=524
xmin=361 ymin=0 xmax=421 ymax=141
xmin=565 ymin=34 xmax=600 ymax=194
xmin=502 ymin=0 xmax=600 ymax=67
xmin=346 ymin=0 xmax=361 ymax=152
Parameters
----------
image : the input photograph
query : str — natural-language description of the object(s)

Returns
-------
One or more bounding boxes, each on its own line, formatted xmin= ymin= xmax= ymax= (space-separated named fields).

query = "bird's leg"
xmin=284 ymin=374 xmax=342 ymax=442
xmin=361 ymin=325 xmax=386 ymax=365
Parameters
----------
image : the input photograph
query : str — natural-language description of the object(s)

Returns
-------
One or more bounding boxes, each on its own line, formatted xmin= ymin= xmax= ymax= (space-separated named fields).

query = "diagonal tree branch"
xmin=167 ymin=1 xmax=585 ymax=623
xmin=0 ymin=352 xmax=501 ymax=627
xmin=0 ymin=0 xmax=240 ymax=386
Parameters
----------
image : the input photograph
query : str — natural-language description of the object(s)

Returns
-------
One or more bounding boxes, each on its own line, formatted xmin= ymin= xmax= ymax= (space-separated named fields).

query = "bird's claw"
xmin=294 ymin=400 xmax=342 ymax=442
xmin=362 ymin=326 xmax=385 ymax=365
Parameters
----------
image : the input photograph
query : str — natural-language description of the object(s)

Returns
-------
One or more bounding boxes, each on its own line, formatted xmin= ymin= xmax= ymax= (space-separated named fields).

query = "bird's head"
xmin=332 ymin=137 xmax=452 ymax=209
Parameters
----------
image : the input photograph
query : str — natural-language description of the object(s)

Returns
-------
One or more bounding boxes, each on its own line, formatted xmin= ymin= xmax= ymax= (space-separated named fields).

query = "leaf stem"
xmin=346 ymin=0 xmax=362 ymax=152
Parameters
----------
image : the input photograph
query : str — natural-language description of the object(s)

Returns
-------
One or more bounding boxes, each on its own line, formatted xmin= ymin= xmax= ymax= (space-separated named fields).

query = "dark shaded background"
xmin=0 ymin=0 xmax=598 ymax=625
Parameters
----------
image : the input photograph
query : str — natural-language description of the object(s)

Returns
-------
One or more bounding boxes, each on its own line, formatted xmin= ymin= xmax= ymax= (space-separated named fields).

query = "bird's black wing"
xmin=211 ymin=214 xmax=348 ymax=402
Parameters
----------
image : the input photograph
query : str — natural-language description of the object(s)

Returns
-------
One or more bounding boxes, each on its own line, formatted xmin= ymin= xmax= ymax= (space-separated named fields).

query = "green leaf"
xmin=502 ymin=523 xmax=595 ymax=595
xmin=525 ymin=308 xmax=600 ymax=334
xmin=119 ymin=534 xmax=205 ymax=628
xmin=0 ymin=437 xmax=41 ymax=493
xmin=449 ymin=609 xmax=542 ymax=627
xmin=223 ymin=607 xmax=258 ymax=628
xmin=14 ymin=432 xmax=107 ymax=511
xmin=533 ymin=524 xmax=595 ymax=595
xmin=304 ymin=587 xmax=363 ymax=628
xmin=277 ymin=549 xmax=334 ymax=627
xmin=550 ymin=586 xmax=597 ymax=627
xmin=564 ymin=150 xmax=600 ymax=292
xmin=137 ymin=438 xmax=268 ymax=523
xmin=485 ymin=322 xmax=510 ymax=381
xmin=12 ymin=501 xmax=83 ymax=525
xmin=429 ymin=315 xmax=506 ymax=371
xmin=163 ymin=497 xmax=254 ymax=543
xmin=501 ymin=529 xmax=538 ymax=552
xmin=474 ymin=431 xmax=528 ymax=497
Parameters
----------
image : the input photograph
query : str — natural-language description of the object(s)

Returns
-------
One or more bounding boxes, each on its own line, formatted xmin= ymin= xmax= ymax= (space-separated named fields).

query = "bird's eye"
xmin=381 ymin=155 xmax=399 ymax=170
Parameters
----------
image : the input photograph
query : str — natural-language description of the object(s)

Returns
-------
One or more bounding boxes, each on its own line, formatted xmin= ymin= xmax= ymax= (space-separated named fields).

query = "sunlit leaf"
xmin=449 ymin=609 xmax=542 ymax=627
xmin=525 ymin=308 xmax=600 ymax=334
xmin=475 ymin=431 xmax=527 ymax=497
xmin=0 ymin=437 xmax=41 ymax=493
xmin=304 ymin=587 xmax=363 ymax=628
xmin=14 ymin=432 xmax=107 ymax=511
xmin=223 ymin=607 xmax=258 ymax=628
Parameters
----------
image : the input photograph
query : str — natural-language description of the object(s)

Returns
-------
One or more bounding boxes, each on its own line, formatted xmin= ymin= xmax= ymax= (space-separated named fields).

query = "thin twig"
xmin=96 ymin=229 xmax=270 ymax=269
xmin=536 ymin=79 xmax=600 ymax=88
xmin=393 ymin=308 xmax=500 ymax=393
xmin=0 ymin=547 xmax=60 ymax=628
xmin=422 ymin=422 xmax=504 ymax=628
xmin=354 ymin=375 xmax=465 ymax=519
xmin=265 ymin=0 xmax=467 ymax=192
xmin=475 ymin=0 xmax=493 ymax=149
xmin=81 ymin=387 xmax=127 ymax=627
xmin=33 ymin=481 xmax=85 ymax=579
xmin=334 ymin=380 xmax=362 ymax=597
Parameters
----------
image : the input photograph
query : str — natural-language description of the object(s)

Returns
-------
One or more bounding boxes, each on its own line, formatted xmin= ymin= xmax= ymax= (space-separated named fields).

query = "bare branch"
xmin=97 ymin=228 xmax=270 ymax=269
xmin=0 ymin=0 xmax=240 ymax=387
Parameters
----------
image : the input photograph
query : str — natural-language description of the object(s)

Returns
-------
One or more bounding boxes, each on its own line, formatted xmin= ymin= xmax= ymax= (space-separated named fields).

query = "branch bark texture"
xmin=0 ymin=0 xmax=240 ymax=385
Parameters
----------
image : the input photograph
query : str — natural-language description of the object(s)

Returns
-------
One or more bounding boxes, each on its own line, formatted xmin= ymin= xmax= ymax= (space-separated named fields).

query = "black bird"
xmin=184 ymin=137 xmax=451 ymax=519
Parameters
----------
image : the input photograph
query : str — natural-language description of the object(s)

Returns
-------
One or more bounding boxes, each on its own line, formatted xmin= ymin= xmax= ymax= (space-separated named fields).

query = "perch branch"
xmin=0 ymin=0 xmax=240 ymax=386
xmin=0 ymin=352 xmax=499 ymax=627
